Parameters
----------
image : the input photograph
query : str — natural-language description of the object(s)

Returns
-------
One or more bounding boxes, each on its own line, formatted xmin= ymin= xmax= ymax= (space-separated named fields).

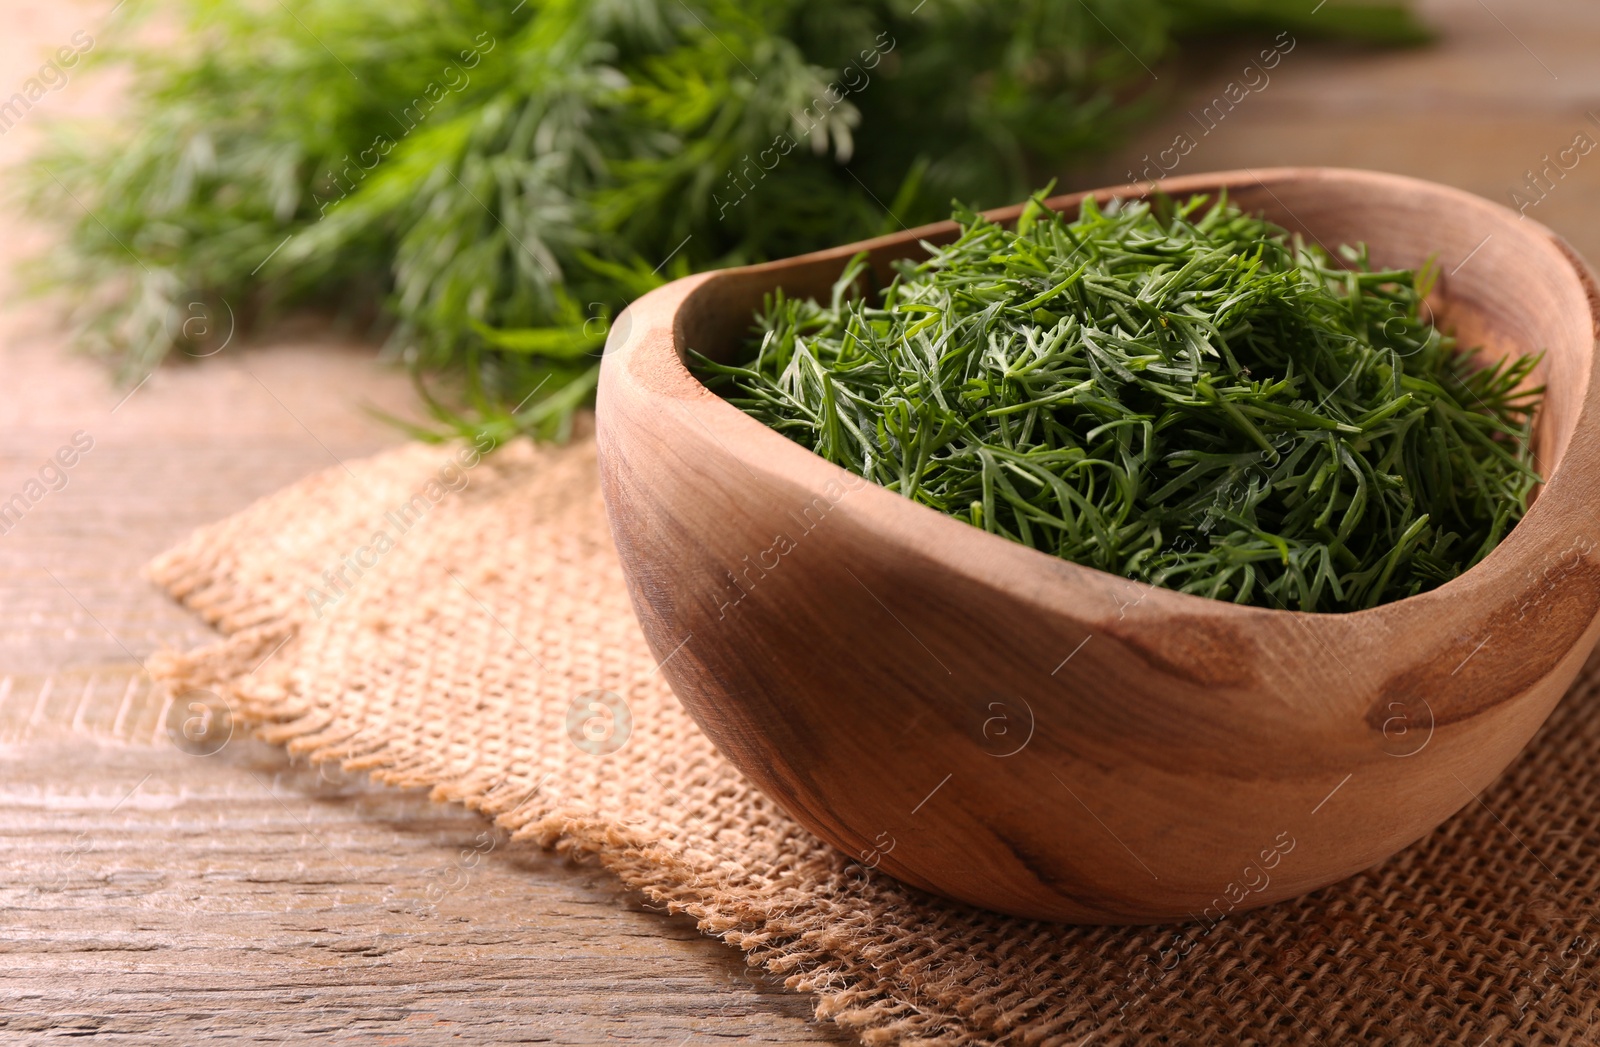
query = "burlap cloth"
xmin=147 ymin=431 xmax=1600 ymax=1046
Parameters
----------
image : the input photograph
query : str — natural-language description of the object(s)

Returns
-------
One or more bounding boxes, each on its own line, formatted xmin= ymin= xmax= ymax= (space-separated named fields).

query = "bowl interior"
xmin=673 ymin=169 xmax=1594 ymax=493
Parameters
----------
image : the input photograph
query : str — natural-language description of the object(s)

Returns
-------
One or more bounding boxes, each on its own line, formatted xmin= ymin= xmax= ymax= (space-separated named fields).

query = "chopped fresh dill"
xmin=692 ymin=191 xmax=1543 ymax=613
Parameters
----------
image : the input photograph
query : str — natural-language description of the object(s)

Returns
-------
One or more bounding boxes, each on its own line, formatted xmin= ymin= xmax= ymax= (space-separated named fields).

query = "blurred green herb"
xmin=693 ymin=192 xmax=1541 ymax=612
xmin=23 ymin=0 xmax=1425 ymax=440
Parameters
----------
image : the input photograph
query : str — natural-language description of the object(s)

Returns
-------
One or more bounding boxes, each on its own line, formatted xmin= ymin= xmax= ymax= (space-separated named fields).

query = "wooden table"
xmin=2 ymin=0 xmax=1595 ymax=1042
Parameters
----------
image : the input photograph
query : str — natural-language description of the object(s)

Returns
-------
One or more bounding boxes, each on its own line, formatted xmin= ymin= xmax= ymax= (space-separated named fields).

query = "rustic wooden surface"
xmin=2 ymin=0 xmax=1597 ymax=1042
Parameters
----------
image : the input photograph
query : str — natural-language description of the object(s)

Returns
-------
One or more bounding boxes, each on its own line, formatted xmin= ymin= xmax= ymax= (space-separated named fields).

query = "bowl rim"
xmin=604 ymin=165 xmax=1600 ymax=627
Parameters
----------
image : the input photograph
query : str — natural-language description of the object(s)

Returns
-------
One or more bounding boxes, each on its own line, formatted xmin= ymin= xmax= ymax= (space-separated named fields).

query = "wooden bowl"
xmin=596 ymin=168 xmax=1600 ymax=924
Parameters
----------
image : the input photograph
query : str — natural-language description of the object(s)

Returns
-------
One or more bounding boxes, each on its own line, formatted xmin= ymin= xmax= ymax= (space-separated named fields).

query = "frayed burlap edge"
xmin=142 ymin=448 xmax=970 ymax=1047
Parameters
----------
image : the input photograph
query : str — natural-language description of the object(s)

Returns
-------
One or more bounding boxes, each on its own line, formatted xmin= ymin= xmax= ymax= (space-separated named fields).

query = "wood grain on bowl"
xmin=596 ymin=168 xmax=1600 ymax=924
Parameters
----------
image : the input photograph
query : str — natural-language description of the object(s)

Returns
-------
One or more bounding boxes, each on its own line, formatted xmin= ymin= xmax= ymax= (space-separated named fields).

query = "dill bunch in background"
xmin=23 ymin=0 xmax=1424 ymax=440
xmin=695 ymin=193 xmax=1541 ymax=612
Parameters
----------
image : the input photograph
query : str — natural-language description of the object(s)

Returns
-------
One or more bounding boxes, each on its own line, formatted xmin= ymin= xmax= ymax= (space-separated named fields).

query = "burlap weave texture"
xmin=147 ymin=434 xmax=1600 ymax=1046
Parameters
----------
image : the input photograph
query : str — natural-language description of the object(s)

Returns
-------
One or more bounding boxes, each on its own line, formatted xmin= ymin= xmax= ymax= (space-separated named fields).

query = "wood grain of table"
xmin=1 ymin=0 xmax=1595 ymax=1043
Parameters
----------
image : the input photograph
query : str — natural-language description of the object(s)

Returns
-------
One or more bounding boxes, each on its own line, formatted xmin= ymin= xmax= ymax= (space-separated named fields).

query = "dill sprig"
xmin=693 ymin=192 xmax=1542 ymax=613
xmin=20 ymin=0 xmax=1425 ymax=441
